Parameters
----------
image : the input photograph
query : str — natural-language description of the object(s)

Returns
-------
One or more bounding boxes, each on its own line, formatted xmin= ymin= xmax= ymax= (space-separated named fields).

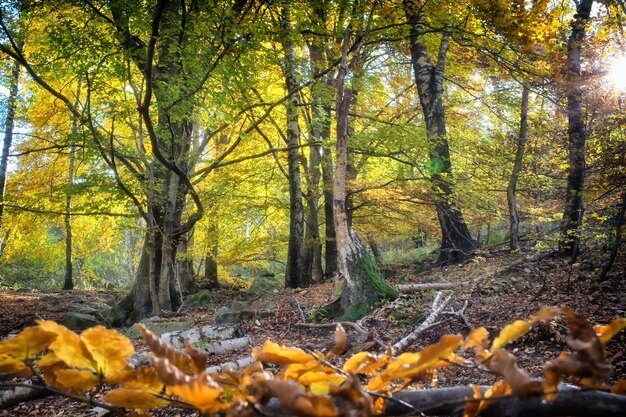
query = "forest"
xmin=0 ymin=0 xmax=624 ymax=416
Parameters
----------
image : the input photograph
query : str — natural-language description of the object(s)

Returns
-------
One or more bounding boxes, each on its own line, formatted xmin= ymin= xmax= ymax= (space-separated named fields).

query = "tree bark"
xmin=404 ymin=8 xmax=476 ymax=263
xmin=205 ymin=216 xmax=220 ymax=290
xmin=63 ymin=141 xmax=75 ymax=290
xmin=507 ymin=85 xmax=530 ymax=252
xmin=280 ymin=4 xmax=307 ymax=289
xmin=559 ymin=0 xmax=594 ymax=260
xmin=599 ymin=191 xmax=625 ymax=280
xmin=0 ymin=57 xmax=20 ymax=259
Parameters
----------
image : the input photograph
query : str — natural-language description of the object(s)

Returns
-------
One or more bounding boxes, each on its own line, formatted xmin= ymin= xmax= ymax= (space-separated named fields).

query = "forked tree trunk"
xmin=281 ymin=4 xmax=307 ymax=289
xmin=0 ymin=57 xmax=20 ymax=259
xmin=405 ymin=10 xmax=476 ymax=263
xmin=507 ymin=85 xmax=530 ymax=252
xmin=559 ymin=0 xmax=594 ymax=260
xmin=333 ymin=39 xmax=396 ymax=316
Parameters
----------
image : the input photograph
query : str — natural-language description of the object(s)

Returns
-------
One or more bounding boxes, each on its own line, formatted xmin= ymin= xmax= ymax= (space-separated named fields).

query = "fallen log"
xmin=397 ymin=250 xmax=556 ymax=293
xmin=160 ymin=324 xmax=244 ymax=349
xmin=206 ymin=356 xmax=256 ymax=374
xmin=0 ymin=383 xmax=50 ymax=410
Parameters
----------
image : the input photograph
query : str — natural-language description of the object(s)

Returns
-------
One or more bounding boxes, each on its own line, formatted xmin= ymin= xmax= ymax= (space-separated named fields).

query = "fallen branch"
xmin=203 ymin=336 xmax=250 ymax=354
xmin=0 ymin=383 xmax=50 ymax=410
xmin=384 ymin=385 xmax=626 ymax=417
xmin=206 ymin=356 xmax=256 ymax=374
xmin=391 ymin=291 xmax=453 ymax=355
xmin=295 ymin=321 xmax=368 ymax=335
xmin=397 ymin=251 xmax=556 ymax=293
xmin=160 ymin=325 xmax=244 ymax=349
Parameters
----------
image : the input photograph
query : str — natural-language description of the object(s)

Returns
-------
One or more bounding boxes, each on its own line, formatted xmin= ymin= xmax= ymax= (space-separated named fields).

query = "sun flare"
xmin=608 ymin=55 xmax=626 ymax=91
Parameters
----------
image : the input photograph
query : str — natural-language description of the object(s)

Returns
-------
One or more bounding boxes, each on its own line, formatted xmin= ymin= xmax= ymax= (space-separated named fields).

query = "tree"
xmin=403 ymin=1 xmax=477 ymax=263
xmin=559 ymin=0 xmax=594 ymax=259
xmin=507 ymin=85 xmax=530 ymax=252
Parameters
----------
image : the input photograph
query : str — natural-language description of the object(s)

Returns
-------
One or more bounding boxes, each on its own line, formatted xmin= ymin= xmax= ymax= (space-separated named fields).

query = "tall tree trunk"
xmin=63 ymin=142 xmax=76 ymax=290
xmin=333 ymin=32 xmax=396 ymax=317
xmin=205 ymin=214 xmax=219 ymax=290
xmin=405 ymin=9 xmax=476 ymax=263
xmin=281 ymin=4 xmax=307 ymax=289
xmin=559 ymin=0 xmax=594 ymax=260
xmin=507 ymin=85 xmax=530 ymax=252
xmin=0 ymin=57 xmax=20 ymax=259
xmin=598 ymin=191 xmax=625 ymax=281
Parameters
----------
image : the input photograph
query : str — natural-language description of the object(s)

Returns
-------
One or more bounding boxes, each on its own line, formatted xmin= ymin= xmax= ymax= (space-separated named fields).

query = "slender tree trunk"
xmin=559 ymin=0 xmax=594 ymax=260
xmin=0 ymin=57 xmax=20 ymax=259
xmin=405 ymin=10 xmax=476 ymax=263
xmin=281 ymin=4 xmax=307 ymax=289
xmin=205 ymin=214 xmax=219 ymax=290
xmin=507 ymin=85 xmax=530 ymax=252
xmin=63 ymin=142 xmax=76 ymax=290
xmin=599 ymin=191 xmax=625 ymax=281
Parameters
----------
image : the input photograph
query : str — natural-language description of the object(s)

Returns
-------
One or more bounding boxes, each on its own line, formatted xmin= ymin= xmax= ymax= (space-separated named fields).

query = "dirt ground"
xmin=0 ymin=247 xmax=624 ymax=416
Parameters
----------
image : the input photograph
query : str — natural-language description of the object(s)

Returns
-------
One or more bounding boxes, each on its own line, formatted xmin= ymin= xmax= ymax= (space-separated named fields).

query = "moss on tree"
xmin=356 ymin=254 xmax=398 ymax=300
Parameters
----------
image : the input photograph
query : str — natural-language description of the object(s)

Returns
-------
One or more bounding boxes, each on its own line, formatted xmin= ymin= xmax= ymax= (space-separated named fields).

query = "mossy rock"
xmin=248 ymin=274 xmax=282 ymax=294
xmin=186 ymin=290 xmax=213 ymax=307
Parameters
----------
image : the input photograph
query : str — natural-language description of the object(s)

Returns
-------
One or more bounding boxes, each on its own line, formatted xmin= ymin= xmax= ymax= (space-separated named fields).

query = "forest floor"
xmin=0 ymin=245 xmax=624 ymax=416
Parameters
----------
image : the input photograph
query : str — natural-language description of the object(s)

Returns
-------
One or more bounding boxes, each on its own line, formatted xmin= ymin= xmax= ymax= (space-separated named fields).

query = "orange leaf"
xmin=36 ymin=320 xmax=96 ymax=371
xmin=491 ymin=320 xmax=532 ymax=349
xmin=327 ymin=324 xmax=347 ymax=358
xmin=381 ymin=335 xmax=463 ymax=382
xmin=50 ymin=369 xmax=98 ymax=394
xmin=488 ymin=349 xmax=543 ymax=400
xmin=610 ymin=379 xmax=626 ymax=395
xmin=103 ymin=388 xmax=168 ymax=410
xmin=136 ymin=324 xmax=198 ymax=375
xmin=81 ymin=326 xmax=134 ymax=378
xmin=594 ymin=317 xmax=626 ymax=344
xmin=463 ymin=327 xmax=489 ymax=350
xmin=463 ymin=384 xmax=483 ymax=417
xmin=260 ymin=379 xmax=337 ymax=417
xmin=252 ymin=340 xmax=315 ymax=364
xmin=0 ymin=326 xmax=57 ymax=360
xmin=530 ymin=306 xmax=561 ymax=323
xmin=342 ymin=352 xmax=377 ymax=374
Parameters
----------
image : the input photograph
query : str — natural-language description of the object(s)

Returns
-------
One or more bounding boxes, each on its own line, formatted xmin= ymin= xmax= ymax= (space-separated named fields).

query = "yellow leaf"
xmin=610 ymin=379 xmax=626 ymax=395
xmin=81 ymin=326 xmax=134 ymax=377
xmin=0 ymin=326 xmax=57 ymax=360
xmin=166 ymin=376 xmax=227 ymax=414
xmin=491 ymin=320 xmax=532 ymax=349
xmin=252 ymin=340 xmax=315 ymax=365
xmin=103 ymin=388 xmax=168 ymax=410
xmin=594 ymin=317 xmax=626 ymax=344
xmin=298 ymin=371 xmax=345 ymax=386
xmin=108 ymin=367 xmax=164 ymax=393
xmin=283 ymin=361 xmax=320 ymax=380
xmin=0 ymin=353 xmax=31 ymax=376
xmin=51 ymin=369 xmax=98 ymax=393
xmin=36 ymin=320 xmax=96 ymax=371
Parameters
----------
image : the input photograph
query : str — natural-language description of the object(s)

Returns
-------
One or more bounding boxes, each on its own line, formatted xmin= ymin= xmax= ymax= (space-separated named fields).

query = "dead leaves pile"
xmin=0 ymin=308 xmax=623 ymax=417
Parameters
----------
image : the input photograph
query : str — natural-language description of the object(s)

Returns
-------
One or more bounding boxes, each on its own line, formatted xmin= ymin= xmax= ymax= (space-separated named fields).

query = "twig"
xmin=293 ymin=297 xmax=306 ymax=323
xmin=443 ymin=300 xmax=472 ymax=329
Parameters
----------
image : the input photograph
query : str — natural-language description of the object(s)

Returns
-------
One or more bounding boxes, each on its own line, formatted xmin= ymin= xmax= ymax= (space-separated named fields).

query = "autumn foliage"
xmin=0 ymin=308 xmax=624 ymax=416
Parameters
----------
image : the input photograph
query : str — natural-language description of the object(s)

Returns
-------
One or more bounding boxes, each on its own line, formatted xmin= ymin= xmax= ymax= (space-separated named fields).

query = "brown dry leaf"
xmin=530 ymin=306 xmax=562 ymax=323
xmin=136 ymin=324 xmax=197 ymax=375
xmin=260 ymin=379 xmax=338 ymax=417
xmin=103 ymin=388 xmax=169 ymax=409
xmin=185 ymin=339 xmax=209 ymax=372
xmin=51 ymin=369 xmax=98 ymax=394
xmin=108 ymin=367 xmax=164 ymax=393
xmin=327 ymin=324 xmax=346 ymax=358
xmin=81 ymin=326 xmax=134 ymax=378
xmin=488 ymin=349 xmax=543 ymax=400
xmin=491 ymin=320 xmax=532 ymax=350
xmin=594 ymin=317 xmax=626 ymax=344
xmin=0 ymin=326 xmax=57 ymax=360
xmin=330 ymin=374 xmax=372 ymax=416
xmin=610 ymin=379 xmax=626 ymax=395
xmin=381 ymin=334 xmax=463 ymax=382
xmin=252 ymin=340 xmax=315 ymax=365
xmin=36 ymin=320 xmax=96 ymax=371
